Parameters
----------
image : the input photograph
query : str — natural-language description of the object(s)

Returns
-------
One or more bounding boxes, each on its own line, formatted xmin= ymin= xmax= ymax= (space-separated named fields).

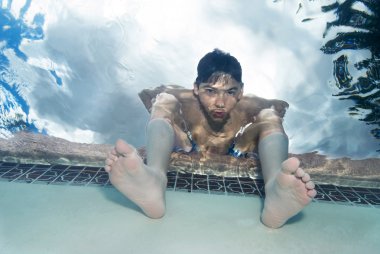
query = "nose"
xmin=215 ymin=94 xmax=225 ymax=108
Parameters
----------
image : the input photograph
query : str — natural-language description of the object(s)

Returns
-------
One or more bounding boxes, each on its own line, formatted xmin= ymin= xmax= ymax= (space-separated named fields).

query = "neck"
xmin=205 ymin=115 xmax=228 ymax=134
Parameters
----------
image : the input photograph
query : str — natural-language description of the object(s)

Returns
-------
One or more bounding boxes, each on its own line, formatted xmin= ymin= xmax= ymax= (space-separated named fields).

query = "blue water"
xmin=0 ymin=0 xmax=45 ymax=135
xmin=0 ymin=0 xmax=379 ymax=158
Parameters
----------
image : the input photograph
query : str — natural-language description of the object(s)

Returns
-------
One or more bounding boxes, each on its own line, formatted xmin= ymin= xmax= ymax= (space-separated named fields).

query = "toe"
xmin=295 ymin=168 xmax=305 ymax=178
xmin=111 ymin=148 xmax=118 ymax=156
xmin=115 ymin=139 xmax=136 ymax=157
xmin=307 ymin=189 xmax=317 ymax=198
xmin=107 ymin=152 xmax=118 ymax=161
xmin=281 ymin=157 xmax=300 ymax=174
xmin=301 ymin=173 xmax=311 ymax=182
xmin=305 ymin=181 xmax=315 ymax=190
xmin=105 ymin=158 xmax=114 ymax=166
xmin=104 ymin=165 xmax=111 ymax=172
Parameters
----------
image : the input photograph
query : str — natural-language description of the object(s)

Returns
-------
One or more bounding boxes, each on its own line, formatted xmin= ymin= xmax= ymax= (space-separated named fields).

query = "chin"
xmin=210 ymin=116 xmax=228 ymax=123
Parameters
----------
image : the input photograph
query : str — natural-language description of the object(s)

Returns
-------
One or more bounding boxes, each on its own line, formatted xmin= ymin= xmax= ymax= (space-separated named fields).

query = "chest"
xmin=187 ymin=114 xmax=247 ymax=155
xmin=192 ymin=128 xmax=233 ymax=153
xmin=177 ymin=95 xmax=251 ymax=154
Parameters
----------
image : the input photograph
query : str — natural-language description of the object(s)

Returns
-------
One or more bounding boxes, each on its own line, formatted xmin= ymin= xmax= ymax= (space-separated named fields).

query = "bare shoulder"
xmin=236 ymin=94 xmax=289 ymax=118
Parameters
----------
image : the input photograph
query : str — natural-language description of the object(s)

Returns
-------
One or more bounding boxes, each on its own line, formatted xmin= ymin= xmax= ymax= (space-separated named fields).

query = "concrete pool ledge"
xmin=0 ymin=132 xmax=380 ymax=187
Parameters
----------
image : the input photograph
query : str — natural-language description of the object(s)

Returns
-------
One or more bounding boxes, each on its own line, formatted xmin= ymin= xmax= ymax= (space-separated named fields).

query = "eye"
xmin=227 ymin=90 xmax=236 ymax=96
xmin=205 ymin=88 xmax=216 ymax=95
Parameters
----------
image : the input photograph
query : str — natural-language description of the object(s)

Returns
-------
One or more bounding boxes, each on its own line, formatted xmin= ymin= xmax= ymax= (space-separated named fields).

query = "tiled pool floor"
xmin=1 ymin=161 xmax=379 ymax=208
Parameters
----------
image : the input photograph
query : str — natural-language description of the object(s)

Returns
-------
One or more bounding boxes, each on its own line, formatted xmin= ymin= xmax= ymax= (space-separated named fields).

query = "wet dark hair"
xmin=195 ymin=49 xmax=243 ymax=86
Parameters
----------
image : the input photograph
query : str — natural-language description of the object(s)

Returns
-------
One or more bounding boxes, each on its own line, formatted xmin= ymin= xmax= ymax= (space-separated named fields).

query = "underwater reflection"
xmin=321 ymin=0 xmax=380 ymax=150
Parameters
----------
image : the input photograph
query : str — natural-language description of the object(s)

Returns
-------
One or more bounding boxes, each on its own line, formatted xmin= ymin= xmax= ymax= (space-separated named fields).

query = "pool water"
xmin=1 ymin=1 xmax=380 ymax=253
xmin=1 ymin=0 xmax=379 ymax=158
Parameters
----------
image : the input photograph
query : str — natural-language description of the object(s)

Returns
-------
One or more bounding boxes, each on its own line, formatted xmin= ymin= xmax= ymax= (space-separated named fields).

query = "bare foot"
xmin=261 ymin=157 xmax=317 ymax=228
xmin=104 ymin=139 xmax=167 ymax=219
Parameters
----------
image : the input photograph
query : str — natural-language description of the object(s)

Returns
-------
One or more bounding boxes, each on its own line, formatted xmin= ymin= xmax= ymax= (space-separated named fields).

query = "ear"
xmin=193 ymin=83 xmax=199 ymax=95
xmin=237 ymin=87 xmax=243 ymax=100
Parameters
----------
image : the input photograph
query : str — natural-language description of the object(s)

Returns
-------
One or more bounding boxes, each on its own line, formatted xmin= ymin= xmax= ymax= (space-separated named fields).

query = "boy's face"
xmin=193 ymin=74 xmax=243 ymax=123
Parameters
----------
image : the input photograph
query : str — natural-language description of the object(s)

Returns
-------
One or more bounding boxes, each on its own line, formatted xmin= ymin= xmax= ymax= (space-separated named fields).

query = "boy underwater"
xmin=105 ymin=49 xmax=316 ymax=228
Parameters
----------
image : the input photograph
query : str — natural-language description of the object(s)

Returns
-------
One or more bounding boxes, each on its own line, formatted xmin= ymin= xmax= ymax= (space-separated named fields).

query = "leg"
xmin=256 ymin=109 xmax=317 ymax=228
xmin=104 ymin=94 xmax=177 ymax=218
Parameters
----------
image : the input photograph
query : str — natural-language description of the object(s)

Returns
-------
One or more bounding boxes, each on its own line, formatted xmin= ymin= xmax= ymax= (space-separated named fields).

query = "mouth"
xmin=211 ymin=111 xmax=226 ymax=119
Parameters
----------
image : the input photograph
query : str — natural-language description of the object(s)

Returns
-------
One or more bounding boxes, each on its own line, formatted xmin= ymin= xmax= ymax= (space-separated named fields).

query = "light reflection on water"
xmin=0 ymin=0 xmax=379 ymax=159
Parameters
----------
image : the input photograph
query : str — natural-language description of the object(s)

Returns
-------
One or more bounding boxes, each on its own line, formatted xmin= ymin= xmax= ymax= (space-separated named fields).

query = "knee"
xmin=150 ymin=93 xmax=180 ymax=123
xmin=256 ymin=108 xmax=282 ymax=124
xmin=152 ymin=93 xmax=179 ymax=109
xmin=148 ymin=117 xmax=172 ymax=127
xmin=256 ymin=108 xmax=285 ymax=138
